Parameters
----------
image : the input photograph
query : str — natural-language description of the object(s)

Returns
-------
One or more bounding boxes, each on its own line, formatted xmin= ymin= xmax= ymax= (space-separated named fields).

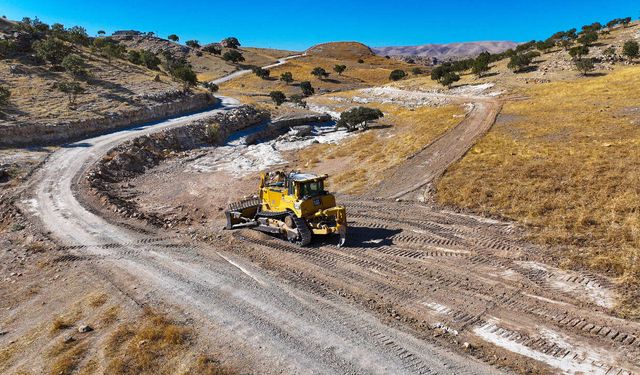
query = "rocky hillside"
xmin=0 ymin=18 xmax=214 ymax=146
xmin=373 ymin=41 xmax=519 ymax=61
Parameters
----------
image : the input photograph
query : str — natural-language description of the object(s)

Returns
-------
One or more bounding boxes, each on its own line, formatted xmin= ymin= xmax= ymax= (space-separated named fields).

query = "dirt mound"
xmin=306 ymin=41 xmax=374 ymax=60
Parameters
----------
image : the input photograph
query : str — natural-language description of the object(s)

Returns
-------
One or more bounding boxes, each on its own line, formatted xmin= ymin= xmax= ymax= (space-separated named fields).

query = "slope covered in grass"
xmin=437 ymin=66 xmax=640 ymax=317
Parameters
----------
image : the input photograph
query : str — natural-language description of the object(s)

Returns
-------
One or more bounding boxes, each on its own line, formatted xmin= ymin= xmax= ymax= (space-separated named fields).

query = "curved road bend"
xmin=24 ymin=59 xmax=501 ymax=374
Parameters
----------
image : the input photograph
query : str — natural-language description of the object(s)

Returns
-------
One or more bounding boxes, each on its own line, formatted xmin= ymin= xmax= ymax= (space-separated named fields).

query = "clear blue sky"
xmin=1 ymin=0 xmax=637 ymax=51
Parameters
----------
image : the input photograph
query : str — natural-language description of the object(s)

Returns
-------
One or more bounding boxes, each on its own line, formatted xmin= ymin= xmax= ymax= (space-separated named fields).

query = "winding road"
xmin=20 ymin=55 xmax=640 ymax=374
xmin=22 ymin=57 xmax=501 ymax=374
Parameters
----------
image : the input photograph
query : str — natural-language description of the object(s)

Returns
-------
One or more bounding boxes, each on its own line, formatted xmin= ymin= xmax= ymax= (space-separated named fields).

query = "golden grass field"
xmin=296 ymin=98 xmax=462 ymax=194
xmin=193 ymin=47 xmax=295 ymax=82
xmin=218 ymin=50 xmax=415 ymax=108
xmin=437 ymin=66 xmax=640 ymax=317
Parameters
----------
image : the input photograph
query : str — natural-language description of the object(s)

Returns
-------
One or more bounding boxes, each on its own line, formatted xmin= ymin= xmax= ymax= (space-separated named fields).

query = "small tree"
xmin=51 ymin=23 xmax=65 ymax=39
xmin=440 ymin=72 xmax=460 ymax=88
xmin=186 ymin=40 xmax=201 ymax=49
xmin=622 ymin=40 xmax=639 ymax=62
xmin=577 ymin=32 xmax=598 ymax=46
xmin=300 ymin=81 xmax=314 ymax=96
xmin=97 ymin=30 xmax=106 ymax=36
xmin=389 ymin=69 xmax=406 ymax=81
xmin=507 ymin=54 xmax=532 ymax=72
xmin=411 ymin=67 xmax=423 ymax=75
xmin=621 ymin=17 xmax=632 ymax=28
xmin=202 ymin=44 xmax=221 ymax=55
xmin=33 ymin=37 xmax=70 ymax=64
xmin=336 ymin=107 xmax=384 ymax=131
xmin=140 ymin=50 xmax=161 ymax=69
xmin=333 ymin=64 xmax=346 ymax=75
xmin=253 ymin=67 xmax=270 ymax=79
xmin=357 ymin=58 xmax=364 ymax=64
xmin=280 ymin=71 xmax=294 ymax=84
xmin=574 ymin=58 xmax=595 ymax=75
xmin=202 ymin=82 xmax=219 ymax=93
xmin=472 ymin=59 xmax=490 ymax=78
xmin=222 ymin=49 xmax=244 ymax=63
xmin=128 ymin=50 xmax=142 ymax=65
xmin=569 ymin=45 xmax=589 ymax=59
xmin=168 ymin=34 xmax=179 ymax=42
xmin=536 ymin=40 xmax=555 ymax=53
xmin=269 ymin=91 xmax=286 ymax=106
xmin=311 ymin=67 xmax=329 ymax=80
xmin=66 ymin=26 xmax=90 ymax=46
xmin=171 ymin=65 xmax=198 ymax=90
xmin=58 ymin=81 xmax=84 ymax=106
xmin=62 ymin=54 xmax=88 ymax=79
xmin=0 ymin=86 xmax=10 ymax=105
xmin=222 ymin=37 xmax=241 ymax=49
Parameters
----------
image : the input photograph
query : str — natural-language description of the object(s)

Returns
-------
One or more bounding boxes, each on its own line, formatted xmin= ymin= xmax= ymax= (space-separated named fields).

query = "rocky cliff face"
xmin=0 ymin=92 xmax=217 ymax=147
xmin=373 ymin=41 xmax=519 ymax=61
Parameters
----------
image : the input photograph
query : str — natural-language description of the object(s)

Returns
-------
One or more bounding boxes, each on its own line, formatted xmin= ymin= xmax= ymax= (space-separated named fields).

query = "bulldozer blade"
xmin=337 ymin=227 xmax=347 ymax=247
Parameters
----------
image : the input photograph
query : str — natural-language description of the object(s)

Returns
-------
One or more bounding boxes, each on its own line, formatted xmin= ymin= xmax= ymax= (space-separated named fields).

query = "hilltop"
xmin=306 ymin=41 xmax=375 ymax=60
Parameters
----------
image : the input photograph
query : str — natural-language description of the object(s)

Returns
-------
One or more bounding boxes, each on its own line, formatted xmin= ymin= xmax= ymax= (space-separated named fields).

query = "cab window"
xmin=300 ymin=181 xmax=324 ymax=197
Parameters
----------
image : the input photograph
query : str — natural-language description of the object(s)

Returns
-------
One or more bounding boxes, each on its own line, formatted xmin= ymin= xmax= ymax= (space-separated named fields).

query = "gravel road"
xmin=23 ymin=61 xmax=503 ymax=373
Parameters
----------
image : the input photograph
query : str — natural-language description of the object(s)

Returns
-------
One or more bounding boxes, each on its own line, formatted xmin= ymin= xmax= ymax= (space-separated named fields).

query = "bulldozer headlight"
xmin=294 ymin=202 xmax=301 ymax=210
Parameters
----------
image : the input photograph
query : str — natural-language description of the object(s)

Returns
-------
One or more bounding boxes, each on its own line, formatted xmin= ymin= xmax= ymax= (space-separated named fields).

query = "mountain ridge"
xmin=373 ymin=41 xmax=519 ymax=60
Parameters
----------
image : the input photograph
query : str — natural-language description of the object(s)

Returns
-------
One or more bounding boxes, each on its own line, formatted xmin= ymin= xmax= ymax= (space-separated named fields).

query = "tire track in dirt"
xmin=370 ymin=99 xmax=502 ymax=201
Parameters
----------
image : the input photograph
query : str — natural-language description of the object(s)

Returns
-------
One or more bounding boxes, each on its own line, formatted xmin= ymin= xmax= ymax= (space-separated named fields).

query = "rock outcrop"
xmin=0 ymin=92 xmax=217 ymax=147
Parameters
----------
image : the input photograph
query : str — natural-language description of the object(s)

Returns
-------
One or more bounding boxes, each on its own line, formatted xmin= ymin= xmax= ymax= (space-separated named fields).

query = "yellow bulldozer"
xmin=225 ymin=171 xmax=347 ymax=247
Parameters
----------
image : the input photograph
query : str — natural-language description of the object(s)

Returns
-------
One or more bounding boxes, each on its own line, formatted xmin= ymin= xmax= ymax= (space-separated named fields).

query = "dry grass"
xmin=104 ymin=309 xmax=195 ymax=375
xmin=219 ymin=54 xmax=414 ymax=106
xmin=437 ymin=66 xmax=640 ymax=317
xmin=187 ymin=355 xmax=235 ymax=375
xmin=48 ymin=339 xmax=89 ymax=375
xmin=100 ymin=305 xmax=120 ymax=325
xmin=87 ymin=292 xmax=108 ymax=308
xmin=297 ymin=101 xmax=462 ymax=194
xmin=50 ymin=313 xmax=79 ymax=333
xmin=0 ymin=43 xmax=186 ymax=126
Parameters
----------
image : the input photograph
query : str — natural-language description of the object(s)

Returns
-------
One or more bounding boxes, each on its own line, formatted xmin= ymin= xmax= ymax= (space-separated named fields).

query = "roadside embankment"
xmin=0 ymin=91 xmax=218 ymax=147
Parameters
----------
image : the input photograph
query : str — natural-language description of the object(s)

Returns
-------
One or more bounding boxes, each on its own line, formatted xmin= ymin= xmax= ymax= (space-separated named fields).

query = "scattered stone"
xmin=63 ymin=335 xmax=75 ymax=343
xmin=78 ymin=325 xmax=93 ymax=333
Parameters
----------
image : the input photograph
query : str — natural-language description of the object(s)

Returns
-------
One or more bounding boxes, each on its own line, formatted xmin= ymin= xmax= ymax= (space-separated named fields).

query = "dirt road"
xmin=16 ymin=62 xmax=640 ymax=373
xmin=372 ymin=98 xmax=502 ymax=201
xmin=22 ymin=99 xmax=500 ymax=373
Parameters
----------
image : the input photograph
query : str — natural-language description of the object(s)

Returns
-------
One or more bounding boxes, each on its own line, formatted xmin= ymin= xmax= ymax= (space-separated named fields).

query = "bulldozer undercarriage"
xmin=224 ymin=172 xmax=347 ymax=247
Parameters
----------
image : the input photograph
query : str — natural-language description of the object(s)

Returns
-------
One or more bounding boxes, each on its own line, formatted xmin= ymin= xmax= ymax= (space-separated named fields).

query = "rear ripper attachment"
xmin=225 ymin=171 xmax=347 ymax=247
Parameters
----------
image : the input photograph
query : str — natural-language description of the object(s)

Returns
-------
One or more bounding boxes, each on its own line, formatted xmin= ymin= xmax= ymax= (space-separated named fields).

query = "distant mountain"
xmin=372 ymin=41 xmax=519 ymax=61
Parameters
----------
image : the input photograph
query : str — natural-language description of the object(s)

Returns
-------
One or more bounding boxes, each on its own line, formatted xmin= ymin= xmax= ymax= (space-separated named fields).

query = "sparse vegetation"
xmin=569 ymin=45 xmax=589 ymax=59
xmin=202 ymin=81 xmax=219 ymax=93
xmin=437 ymin=67 xmax=640 ymax=317
xmin=311 ymin=67 xmax=329 ymax=80
xmin=411 ymin=67 xmax=423 ymax=75
xmin=253 ymin=67 xmax=270 ymax=79
xmin=574 ymin=57 xmax=595 ymax=75
xmin=186 ymin=40 xmax=201 ymax=49
xmin=280 ymin=71 xmax=294 ymax=84
xmin=222 ymin=49 xmax=244 ymax=63
xmin=333 ymin=64 xmax=346 ymax=75
xmin=104 ymin=310 xmax=194 ymax=375
xmin=269 ymin=90 xmax=286 ymax=106
xmin=389 ymin=69 xmax=406 ymax=81
xmin=336 ymin=106 xmax=384 ymax=131
xmin=507 ymin=54 xmax=532 ymax=72
xmin=222 ymin=37 xmax=240 ymax=49
xmin=622 ymin=40 xmax=639 ymax=62
xmin=300 ymin=81 xmax=314 ymax=96
xmin=33 ymin=36 xmax=70 ymax=64
xmin=62 ymin=54 xmax=88 ymax=79
xmin=0 ymin=86 xmax=10 ymax=105
xmin=58 ymin=81 xmax=84 ymax=106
